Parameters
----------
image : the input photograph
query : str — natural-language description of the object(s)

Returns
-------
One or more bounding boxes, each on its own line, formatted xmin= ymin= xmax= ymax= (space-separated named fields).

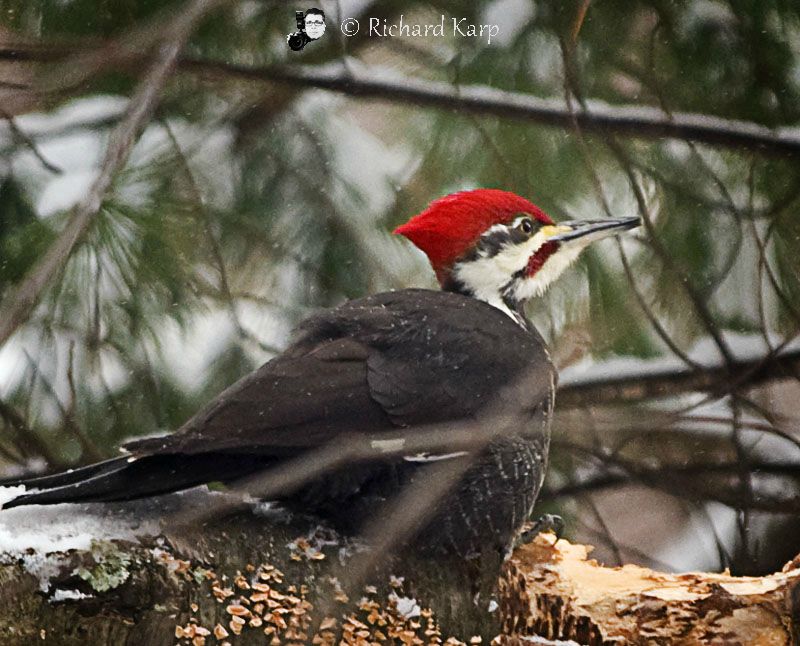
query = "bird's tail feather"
xmin=1 ymin=453 xmax=272 ymax=509
xmin=0 ymin=456 xmax=130 ymax=490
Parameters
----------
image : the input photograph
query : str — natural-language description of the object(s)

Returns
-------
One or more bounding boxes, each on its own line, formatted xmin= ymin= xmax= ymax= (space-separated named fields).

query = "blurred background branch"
xmin=4 ymin=45 xmax=800 ymax=155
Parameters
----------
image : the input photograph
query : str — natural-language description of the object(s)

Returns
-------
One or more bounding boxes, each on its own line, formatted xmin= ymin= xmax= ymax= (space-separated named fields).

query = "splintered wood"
xmin=497 ymin=535 xmax=800 ymax=645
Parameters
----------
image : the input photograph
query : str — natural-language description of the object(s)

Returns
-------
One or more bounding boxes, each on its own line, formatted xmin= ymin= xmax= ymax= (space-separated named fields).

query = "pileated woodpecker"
xmin=2 ymin=189 xmax=638 ymax=557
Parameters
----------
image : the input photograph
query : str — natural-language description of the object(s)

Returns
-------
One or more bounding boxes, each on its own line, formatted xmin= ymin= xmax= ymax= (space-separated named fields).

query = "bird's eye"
xmin=518 ymin=217 xmax=534 ymax=235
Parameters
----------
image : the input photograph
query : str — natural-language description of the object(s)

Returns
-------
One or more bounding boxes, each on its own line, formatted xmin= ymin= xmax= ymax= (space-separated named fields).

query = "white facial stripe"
xmin=510 ymin=215 xmax=530 ymax=228
xmin=451 ymin=224 xmax=597 ymax=321
xmin=513 ymin=243 xmax=585 ymax=300
xmin=452 ymin=228 xmax=552 ymax=317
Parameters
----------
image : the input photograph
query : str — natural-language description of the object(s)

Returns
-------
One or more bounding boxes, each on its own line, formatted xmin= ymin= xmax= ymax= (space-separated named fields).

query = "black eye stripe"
xmin=460 ymin=215 xmax=542 ymax=262
xmin=475 ymin=228 xmax=513 ymax=257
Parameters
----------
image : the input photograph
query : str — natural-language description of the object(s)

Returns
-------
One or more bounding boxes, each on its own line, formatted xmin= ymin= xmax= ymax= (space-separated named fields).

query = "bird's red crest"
xmin=393 ymin=189 xmax=552 ymax=280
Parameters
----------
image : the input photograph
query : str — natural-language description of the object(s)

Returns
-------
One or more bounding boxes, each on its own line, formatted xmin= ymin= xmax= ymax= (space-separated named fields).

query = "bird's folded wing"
xmin=123 ymin=337 xmax=390 ymax=456
xmin=123 ymin=290 xmax=553 ymax=460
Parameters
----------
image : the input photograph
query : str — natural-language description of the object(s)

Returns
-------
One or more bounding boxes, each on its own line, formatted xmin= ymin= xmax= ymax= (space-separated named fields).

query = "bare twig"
xmin=580 ymin=492 xmax=623 ymax=566
xmin=570 ymin=0 xmax=592 ymax=45
xmin=0 ymin=0 xmax=225 ymax=349
xmin=608 ymin=143 xmax=736 ymax=366
xmin=0 ymin=108 xmax=63 ymax=173
xmin=556 ymin=36 xmax=702 ymax=373
xmin=169 ymin=367 xmax=549 ymax=552
xmin=21 ymin=349 xmax=101 ymax=463
xmin=729 ymin=398 xmax=756 ymax=571
xmin=162 ymin=121 xmax=281 ymax=355
xmin=616 ymin=241 xmax=702 ymax=369
xmin=0 ymin=398 xmax=56 ymax=466
xmin=64 ymin=342 xmax=104 ymax=462
xmin=551 ymin=441 xmax=800 ymax=512
xmin=180 ymin=61 xmax=800 ymax=157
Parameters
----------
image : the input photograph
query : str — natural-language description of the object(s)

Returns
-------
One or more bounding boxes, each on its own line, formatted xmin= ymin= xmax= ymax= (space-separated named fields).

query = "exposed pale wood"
xmin=498 ymin=534 xmax=800 ymax=645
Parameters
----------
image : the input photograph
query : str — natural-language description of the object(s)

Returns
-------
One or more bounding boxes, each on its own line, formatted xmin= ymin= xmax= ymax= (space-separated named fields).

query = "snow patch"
xmin=51 ymin=588 xmax=93 ymax=602
xmin=37 ymin=168 xmax=98 ymax=216
xmin=0 ymin=488 xmax=240 ymax=590
xmin=20 ymin=553 xmax=69 ymax=592
xmin=0 ymin=486 xmax=26 ymax=509
xmin=482 ymin=0 xmax=535 ymax=47
xmin=0 ymin=489 xmax=160 ymax=556
xmin=12 ymin=95 xmax=127 ymax=136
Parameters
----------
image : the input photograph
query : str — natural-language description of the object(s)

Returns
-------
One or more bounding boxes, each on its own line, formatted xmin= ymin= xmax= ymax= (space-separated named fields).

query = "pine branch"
xmin=557 ymin=347 xmax=800 ymax=407
xmin=181 ymin=61 xmax=800 ymax=157
xmin=2 ymin=49 xmax=799 ymax=156
xmin=0 ymin=0 xmax=226 ymax=348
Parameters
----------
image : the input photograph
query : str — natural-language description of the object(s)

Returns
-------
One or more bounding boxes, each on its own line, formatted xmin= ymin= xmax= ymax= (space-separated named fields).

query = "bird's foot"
xmin=515 ymin=513 xmax=565 ymax=548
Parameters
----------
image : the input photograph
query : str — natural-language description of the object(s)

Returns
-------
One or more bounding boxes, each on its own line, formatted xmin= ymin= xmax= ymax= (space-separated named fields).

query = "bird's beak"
xmin=542 ymin=216 xmax=641 ymax=245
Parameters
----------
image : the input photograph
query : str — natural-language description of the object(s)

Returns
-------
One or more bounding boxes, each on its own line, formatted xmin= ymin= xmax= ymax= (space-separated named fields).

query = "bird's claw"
xmin=515 ymin=513 xmax=565 ymax=548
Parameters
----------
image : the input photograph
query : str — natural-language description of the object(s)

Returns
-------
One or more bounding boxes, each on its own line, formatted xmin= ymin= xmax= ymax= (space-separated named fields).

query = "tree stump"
xmin=1 ymin=488 xmax=798 ymax=645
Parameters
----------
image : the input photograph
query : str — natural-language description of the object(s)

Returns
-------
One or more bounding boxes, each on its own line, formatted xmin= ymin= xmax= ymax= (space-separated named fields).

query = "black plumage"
xmin=3 ymin=289 xmax=555 ymax=557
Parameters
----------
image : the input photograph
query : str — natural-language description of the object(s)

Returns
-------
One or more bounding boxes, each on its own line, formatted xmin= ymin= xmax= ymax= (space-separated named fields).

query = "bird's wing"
xmin=123 ymin=289 xmax=554 ymax=460
xmin=123 ymin=336 xmax=390 ymax=456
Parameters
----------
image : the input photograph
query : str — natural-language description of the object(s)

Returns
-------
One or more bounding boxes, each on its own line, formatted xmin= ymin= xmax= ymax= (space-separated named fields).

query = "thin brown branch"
xmin=556 ymin=38 xmax=701 ymax=373
xmin=579 ymin=492 xmax=623 ymax=566
xmin=3 ymin=48 xmax=800 ymax=156
xmin=540 ymin=472 xmax=627 ymax=501
xmin=0 ymin=0 xmax=225 ymax=349
xmin=570 ymin=0 xmax=592 ymax=45
xmin=616 ymin=240 xmax=702 ymax=369
xmin=169 ymin=366 xmax=549 ymax=555
xmin=557 ymin=346 xmax=800 ymax=407
xmin=0 ymin=398 xmax=56 ymax=466
xmin=551 ymin=441 xmax=800 ymax=512
xmin=162 ymin=121 xmax=281 ymax=356
xmin=318 ymin=454 xmax=475 ymax=620
xmin=63 ymin=341 xmax=103 ymax=462
xmin=0 ymin=108 xmax=63 ymax=173
xmin=608 ymin=143 xmax=736 ymax=366
xmin=179 ymin=60 xmax=800 ymax=157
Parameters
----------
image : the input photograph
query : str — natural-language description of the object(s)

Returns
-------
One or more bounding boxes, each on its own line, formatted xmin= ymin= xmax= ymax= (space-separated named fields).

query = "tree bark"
xmin=1 ymin=495 xmax=798 ymax=645
xmin=0 ymin=493 xmax=500 ymax=645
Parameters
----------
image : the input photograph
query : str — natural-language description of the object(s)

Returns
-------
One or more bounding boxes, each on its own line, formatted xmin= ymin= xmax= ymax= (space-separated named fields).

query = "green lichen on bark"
xmin=73 ymin=540 xmax=133 ymax=593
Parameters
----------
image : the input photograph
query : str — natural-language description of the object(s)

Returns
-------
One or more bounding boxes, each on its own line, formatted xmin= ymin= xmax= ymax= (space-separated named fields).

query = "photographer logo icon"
xmin=288 ymin=8 xmax=326 ymax=51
